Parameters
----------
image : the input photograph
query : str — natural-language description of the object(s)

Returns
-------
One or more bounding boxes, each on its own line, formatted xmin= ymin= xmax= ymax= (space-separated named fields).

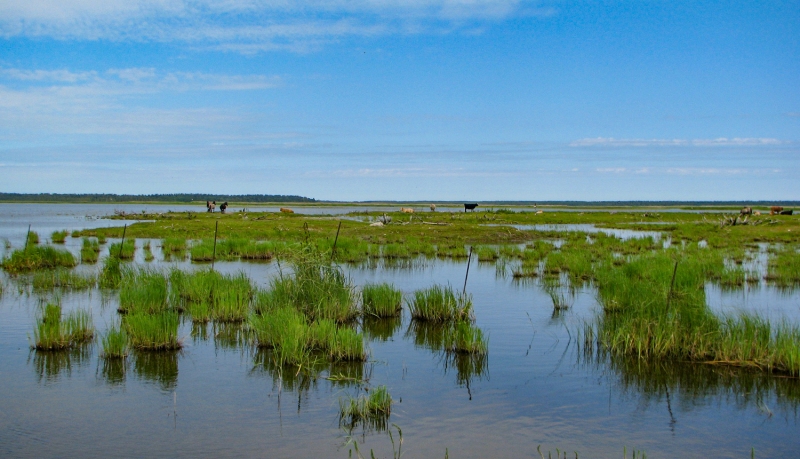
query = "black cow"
xmin=220 ymin=202 xmax=228 ymax=214
xmin=464 ymin=203 xmax=478 ymax=212
xmin=780 ymin=209 xmax=793 ymax=215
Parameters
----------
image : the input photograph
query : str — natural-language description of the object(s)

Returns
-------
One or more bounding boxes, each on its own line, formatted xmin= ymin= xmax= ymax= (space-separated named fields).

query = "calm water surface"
xmin=0 ymin=205 xmax=798 ymax=458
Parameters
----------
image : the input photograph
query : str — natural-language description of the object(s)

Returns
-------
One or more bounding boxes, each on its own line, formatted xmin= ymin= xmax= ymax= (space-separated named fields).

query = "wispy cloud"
xmin=571 ymin=137 xmax=784 ymax=148
xmin=0 ymin=0 xmax=539 ymax=52
xmin=304 ymin=166 xmax=520 ymax=178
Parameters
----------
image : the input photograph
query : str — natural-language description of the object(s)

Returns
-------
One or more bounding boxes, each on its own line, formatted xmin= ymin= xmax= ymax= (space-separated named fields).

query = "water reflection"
xmin=405 ymin=321 xmax=488 ymax=391
xmin=133 ymin=350 xmax=179 ymax=392
xmin=213 ymin=322 xmax=248 ymax=350
xmin=586 ymin=350 xmax=800 ymax=419
xmin=362 ymin=316 xmax=402 ymax=342
xmin=99 ymin=357 xmax=127 ymax=386
xmin=30 ymin=346 xmax=92 ymax=383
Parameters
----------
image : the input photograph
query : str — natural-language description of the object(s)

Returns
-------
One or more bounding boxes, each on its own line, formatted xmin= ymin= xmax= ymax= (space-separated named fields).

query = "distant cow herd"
xmin=741 ymin=206 xmax=793 ymax=216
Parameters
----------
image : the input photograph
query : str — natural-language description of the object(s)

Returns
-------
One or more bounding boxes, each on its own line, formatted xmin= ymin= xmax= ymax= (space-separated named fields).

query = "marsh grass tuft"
xmin=2 ymin=246 xmax=77 ymax=273
xmin=408 ymin=284 xmax=473 ymax=323
xmin=51 ymin=230 xmax=69 ymax=244
xmin=124 ymin=311 xmax=182 ymax=351
xmin=101 ymin=325 xmax=128 ymax=359
xmin=81 ymin=237 xmax=100 ymax=264
xmin=339 ymin=385 xmax=392 ymax=430
xmin=170 ymin=269 xmax=254 ymax=322
xmin=119 ymin=269 xmax=169 ymax=314
xmin=362 ymin=283 xmax=402 ymax=318
xmin=32 ymin=302 xmax=94 ymax=350
xmin=32 ymin=268 xmax=96 ymax=291
xmin=109 ymin=240 xmax=136 ymax=260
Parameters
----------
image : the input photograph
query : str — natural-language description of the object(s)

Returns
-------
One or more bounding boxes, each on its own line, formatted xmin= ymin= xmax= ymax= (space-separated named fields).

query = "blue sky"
xmin=0 ymin=0 xmax=797 ymax=201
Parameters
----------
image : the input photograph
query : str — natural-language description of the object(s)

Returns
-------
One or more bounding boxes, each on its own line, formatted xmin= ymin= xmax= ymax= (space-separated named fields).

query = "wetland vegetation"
xmin=2 ymin=204 xmax=799 ymax=457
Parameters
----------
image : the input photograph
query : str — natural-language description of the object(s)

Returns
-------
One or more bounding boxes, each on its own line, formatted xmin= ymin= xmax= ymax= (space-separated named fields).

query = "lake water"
xmin=0 ymin=204 xmax=798 ymax=458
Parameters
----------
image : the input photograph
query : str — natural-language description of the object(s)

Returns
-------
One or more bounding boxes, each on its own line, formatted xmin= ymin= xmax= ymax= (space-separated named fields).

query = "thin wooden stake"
xmin=666 ymin=259 xmax=679 ymax=309
xmin=24 ymin=224 xmax=31 ymax=250
xmin=463 ymin=246 xmax=473 ymax=295
xmin=331 ymin=221 xmax=342 ymax=261
xmin=118 ymin=224 xmax=127 ymax=258
xmin=211 ymin=220 xmax=219 ymax=271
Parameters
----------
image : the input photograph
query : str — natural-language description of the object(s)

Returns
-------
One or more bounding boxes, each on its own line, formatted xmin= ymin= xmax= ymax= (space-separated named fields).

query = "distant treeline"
xmin=0 ymin=193 xmax=316 ymax=204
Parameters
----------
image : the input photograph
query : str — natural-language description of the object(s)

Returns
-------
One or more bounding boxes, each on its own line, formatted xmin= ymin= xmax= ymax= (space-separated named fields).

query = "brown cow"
xmin=280 ymin=207 xmax=294 ymax=214
xmin=400 ymin=207 xmax=414 ymax=213
xmin=770 ymin=206 xmax=784 ymax=215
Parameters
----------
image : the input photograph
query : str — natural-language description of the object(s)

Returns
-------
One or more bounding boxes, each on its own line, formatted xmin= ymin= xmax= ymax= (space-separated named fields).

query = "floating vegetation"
xmin=339 ymin=385 xmax=392 ymax=430
xmin=81 ymin=237 xmax=100 ymax=264
xmin=2 ymin=246 xmax=77 ymax=273
xmin=31 ymin=302 xmax=94 ymax=350
xmin=31 ymin=268 xmax=96 ymax=291
xmin=51 ymin=230 xmax=69 ymax=244
xmin=362 ymin=283 xmax=402 ymax=318
xmin=123 ymin=311 xmax=182 ymax=351
xmin=408 ymin=284 xmax=473 ymax=323
xmin=109 ymin=240 xmax=136 ymax=260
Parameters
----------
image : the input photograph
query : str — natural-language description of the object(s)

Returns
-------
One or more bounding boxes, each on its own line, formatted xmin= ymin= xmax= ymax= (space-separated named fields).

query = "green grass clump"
xmin=32 ymin=302 xmax=94 ymax=350
xmin=124 ymin=311 xmax=182 ymax=350
xmin=170 ymin=269 xmax=254 ymax=322
xmin=408 ymin=284 xmax=473 ymax=322
xmin=443 ymin=321 xmax=488 ymax=354
xmin=766 ymin=245 xmax=800 ymax=287
xmin=718 ymin=266 xmax=746 ymax=288
xmin=32 ymin=268 xmax=96 ymax=291
xmin=249 ymin=306 xmax=310 ymax=366
xmin=27 ymin=231 xmax=40 ymax=245
xmin=382 ymin=243 xmax=411 ymax=259
xmin=162 ymin=237 xmax=187 ymax=254
xmin=475 ymin=245 xmax=498 ymax=262
xmin=119 ymin=269 xmax=169 ymax=314
xmin=81 ymin=237 xmax=100 ymax=264
xmin=99 ymin=256 xmax=124 ymax=288
xmin=97 ymin=234 xmax=107 ymax=244
xmin=108 ymin=240 xmax=135 ymax=259
xmin=437 ymin=245 xmax=469 ymax=258
xmin=2 ymin=246 xmax=77 ymax=273
xmin=51 ymin=230 xmax=69 ymax=244
xmin=190 ymin=239 xmax=215 ymax=262
xmin=339 ymin=385 xmax=392 ymax=429
xmin=499 ymin=245 xmax=523 ymax=259
xmin=362 ymin=283 xmax=402 ymax=318
xmin=590 ymin=250 xmax=800 ymax=376
xmin=239 ymin=241 xmax=276 ymax=260
xmin=101 ymin=325 xmax=128 ymax=359
xmin=143 ymin=241 xmax=155 ymax=262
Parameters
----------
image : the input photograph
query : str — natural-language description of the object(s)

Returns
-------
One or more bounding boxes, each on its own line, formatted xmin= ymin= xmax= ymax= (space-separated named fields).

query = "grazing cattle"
xmin=400 ymin=207 xmax=414 ymax=213
xmin=780 ymin=209 xmax=794 ymax=215
xmin=280 ymin=207 xmax=294 ymax=214
xmin=754 ymin=211 xmax=761 ymax=216
xmin=770 ymin=206 xmax=784 ymax=215
xmin=206 ymin=200 xmax=216 ymax=213
xmin=430 ymin=204 xmax=436 ymax=212
xmin=740 ymin=207 xmax=752 ymax=216
xmin=220 ymin=202 xmax=228 ymax=214
xmin=464 ymin=203 xmax=478 ymax=212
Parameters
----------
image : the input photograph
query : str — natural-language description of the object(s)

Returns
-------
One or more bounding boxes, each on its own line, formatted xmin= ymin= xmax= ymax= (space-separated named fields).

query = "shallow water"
xmin=1 ymin=207 xmax=799 ymax=458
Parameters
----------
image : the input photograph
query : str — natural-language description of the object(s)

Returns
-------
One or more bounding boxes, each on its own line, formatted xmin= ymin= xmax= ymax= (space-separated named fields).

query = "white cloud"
xmin=571 ymin=137 xmax=784 ymax=148
xmin=0 ymin=0 xmax=535 ymax=52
